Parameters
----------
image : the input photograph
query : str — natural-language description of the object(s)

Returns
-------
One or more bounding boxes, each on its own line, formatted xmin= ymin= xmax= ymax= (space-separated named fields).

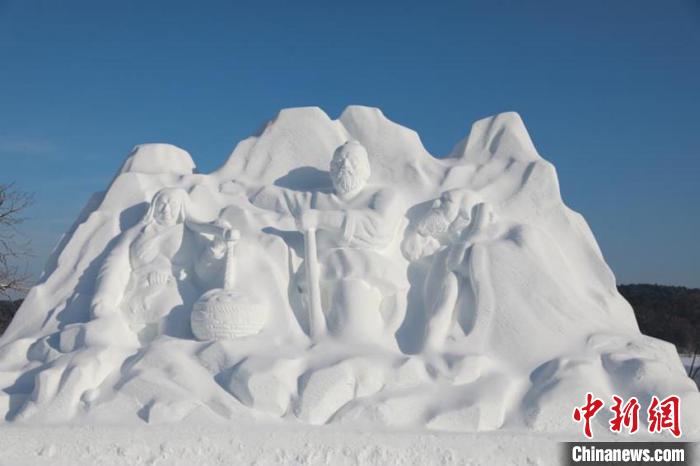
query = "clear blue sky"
xmin=1 ymin=0 xmax=698 ymax=288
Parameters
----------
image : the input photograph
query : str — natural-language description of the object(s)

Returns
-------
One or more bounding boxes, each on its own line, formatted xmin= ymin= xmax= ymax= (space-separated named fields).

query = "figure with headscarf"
xmin=88 ymin=187 xmax=205 ymax=342
xmin=16 ymin=187 xmax=237 ymax=421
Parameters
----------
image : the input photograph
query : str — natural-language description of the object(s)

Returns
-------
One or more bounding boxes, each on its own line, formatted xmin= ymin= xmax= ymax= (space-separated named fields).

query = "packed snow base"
xmin=0 ymin=424 xmax=566 ymax=466
xmin=0 ymin=107 xmax=698 ymax=438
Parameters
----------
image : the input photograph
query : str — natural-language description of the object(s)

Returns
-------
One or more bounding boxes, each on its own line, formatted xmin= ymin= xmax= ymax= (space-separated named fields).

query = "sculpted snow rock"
xmin=119 ymin=143 xmax=196 ymax=176
xmin=0 ymin=106 xmax=697 ymax=436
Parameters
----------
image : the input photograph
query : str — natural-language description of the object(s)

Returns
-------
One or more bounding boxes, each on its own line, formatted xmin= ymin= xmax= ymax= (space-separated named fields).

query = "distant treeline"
xmin=0 ymin=299 xmax=21 ymax=337
xmin=1 ymin=285 xmax=699 ymax=353
xmin=618 ymin=284 xmax=700 ymax=355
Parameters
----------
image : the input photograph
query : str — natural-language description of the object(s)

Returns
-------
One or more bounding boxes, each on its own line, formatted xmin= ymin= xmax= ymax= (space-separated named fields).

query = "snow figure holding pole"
xmin=252 ymin=141 xmax=408 ymax=346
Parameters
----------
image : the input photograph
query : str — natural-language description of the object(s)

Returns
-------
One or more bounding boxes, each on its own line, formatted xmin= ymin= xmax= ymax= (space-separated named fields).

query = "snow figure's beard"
xmin=332 ymin=170 xmax=364 ymax=197
xmin=417 ymin=209 xmax=452 ymax=237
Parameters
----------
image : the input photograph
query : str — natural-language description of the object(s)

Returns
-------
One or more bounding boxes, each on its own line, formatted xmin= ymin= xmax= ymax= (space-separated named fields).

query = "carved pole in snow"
xmin=303 ymin=227 xmax=326 ymax=339
xmin=222 ymin=226 xmax=240 ymax=291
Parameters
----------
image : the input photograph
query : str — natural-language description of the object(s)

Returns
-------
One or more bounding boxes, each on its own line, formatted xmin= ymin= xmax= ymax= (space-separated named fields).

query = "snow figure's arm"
xmin=446 ymin=239 xmax=473 ymax=272
xmin=186 ymin=218 xmax=232 ymax=261
xmin=90 ymin=230 xmax=137 ymax=319
xmin=185 ymin=217 xmax=230 ymax=238
xmin=342 ymin=188 xmax=401 ymax=248
xmin=250 ymin=184 xmax=311 ymax=217
xmin=401 ymin=233 xmax=442 ymax=261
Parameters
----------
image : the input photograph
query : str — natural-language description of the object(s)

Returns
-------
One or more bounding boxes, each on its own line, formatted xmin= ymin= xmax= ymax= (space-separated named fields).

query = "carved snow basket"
xmin=190 ymin=228 xmax=267 ymax=340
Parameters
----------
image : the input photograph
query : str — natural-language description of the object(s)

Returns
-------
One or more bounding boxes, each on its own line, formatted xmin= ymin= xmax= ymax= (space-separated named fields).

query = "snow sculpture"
xmin=190 ymin=226 xmax=268 ymax=340
xmin=0 ymin=107 xmax=698 ymax=436
xmin=250 ymin=140 xmax=408 ymax=346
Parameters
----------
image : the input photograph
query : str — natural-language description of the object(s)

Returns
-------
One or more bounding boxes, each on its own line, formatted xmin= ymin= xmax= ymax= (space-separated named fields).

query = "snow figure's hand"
xmin=210 ymin=237 xmax=227 ymax=259
xmin=146 ymin=271 xmax=171 ymax=287
xmin=223 ymin=228 xmax=240 ymax=243
xmin=213 ymin=218 xmax=231 ymax=231
xmin=401 ymin=233 xmax=426 ymax=261
xmin=402 ymin=234 xmax=441 ymax=261
xmin=133 ymin=238 xmax=159 ymax=263
xmin=421 ymin=236 xmax=442 ymax=257
xmin=448 ymin=211 xmax=472 ymax=237
xmin=295 ymin=209 xmax=319 ymax=231
xmin=212 ymin=218 xmax=239 ymax=243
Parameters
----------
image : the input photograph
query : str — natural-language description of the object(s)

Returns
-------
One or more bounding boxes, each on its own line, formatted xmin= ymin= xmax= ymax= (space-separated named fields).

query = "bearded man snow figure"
xmin=402 ymin=189 xmax=496 ymax=353
xmin=252 ymin=141 xmax=408 ymax=346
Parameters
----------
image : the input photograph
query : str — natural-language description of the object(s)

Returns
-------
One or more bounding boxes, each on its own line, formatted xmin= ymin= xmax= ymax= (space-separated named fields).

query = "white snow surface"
xmin=0 ymin=106 xmax=697 ymax=463
xmin=0 ymin=423 xmax=561 ymax=466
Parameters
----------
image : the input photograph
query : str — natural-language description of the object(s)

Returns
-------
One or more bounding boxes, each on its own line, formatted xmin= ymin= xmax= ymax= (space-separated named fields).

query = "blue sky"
xmin=1 ymin=0 xmax=698 ymax=288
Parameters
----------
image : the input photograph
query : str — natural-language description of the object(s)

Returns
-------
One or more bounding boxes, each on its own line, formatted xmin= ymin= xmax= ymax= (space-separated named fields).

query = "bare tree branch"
xmin=0 ymin=183 xmax=33 ymax=297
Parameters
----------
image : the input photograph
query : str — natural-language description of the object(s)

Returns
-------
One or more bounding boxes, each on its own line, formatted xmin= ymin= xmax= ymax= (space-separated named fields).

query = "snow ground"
xmin=0 ymin=423 xmax=562 ymax=466
xmin=1 ymin=424 xmax=696 ymax=466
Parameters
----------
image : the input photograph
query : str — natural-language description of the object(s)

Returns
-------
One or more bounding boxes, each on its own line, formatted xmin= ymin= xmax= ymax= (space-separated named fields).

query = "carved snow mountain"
xmin=0 ymin=106 xmax=697 ymax=436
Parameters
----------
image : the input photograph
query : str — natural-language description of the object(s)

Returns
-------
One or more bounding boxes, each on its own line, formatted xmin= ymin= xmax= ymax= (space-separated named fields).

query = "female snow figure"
xmin=15 ymin=188 xmax=230 ymax=422
xmin=91 ymin=187 xmax=199 ymax=342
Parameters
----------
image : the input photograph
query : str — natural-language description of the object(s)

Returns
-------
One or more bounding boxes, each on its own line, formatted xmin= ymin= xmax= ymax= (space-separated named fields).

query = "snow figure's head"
xmin=145 ymin=187 xmax=189 ymax=227
xmin=417 ymin=188 xmax=477 ymax=238
xmin=330 ymin=141 xmax=371 ymax=199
